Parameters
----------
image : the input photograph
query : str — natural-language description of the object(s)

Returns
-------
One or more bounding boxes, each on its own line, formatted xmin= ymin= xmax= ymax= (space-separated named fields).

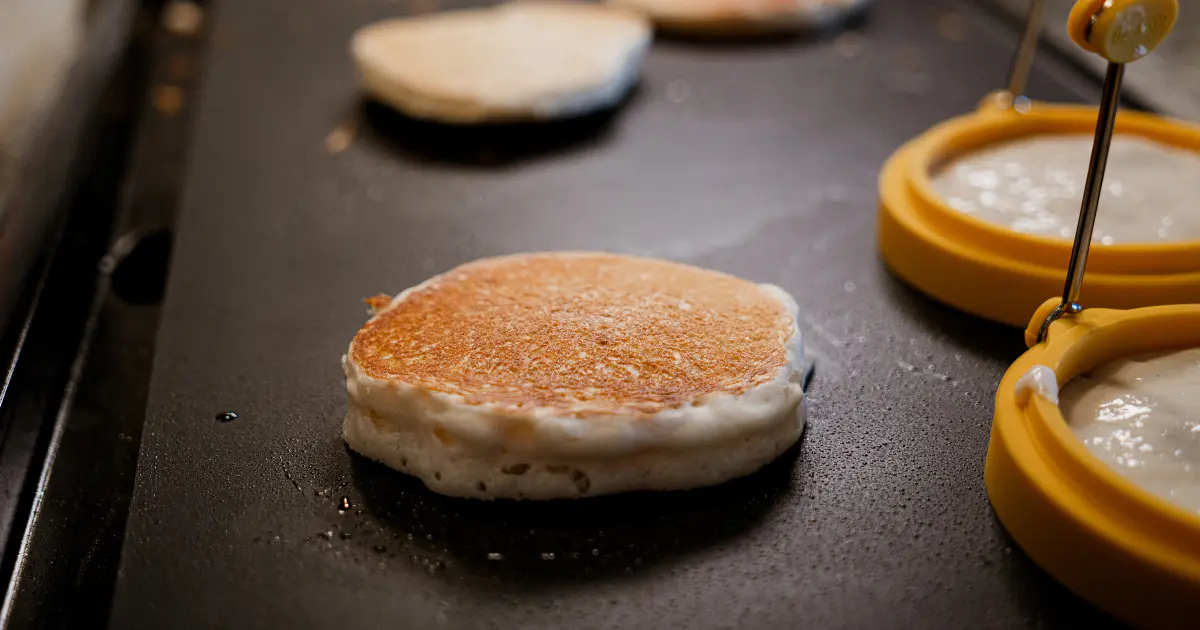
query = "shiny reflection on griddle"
xmin=355 ymin=91 xmax=634 ymax=168
xmin=346 ymin=443 xmax=800 ymax=582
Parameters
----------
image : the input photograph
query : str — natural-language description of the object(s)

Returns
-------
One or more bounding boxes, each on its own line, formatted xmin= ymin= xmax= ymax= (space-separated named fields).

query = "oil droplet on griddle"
xmin=487 ymin=552 xmax=504 ymax=561
xmin=541 ymin=552 xmax=556 ymax=561
xmin=216 ymin=411 xmax=239 ymax=422
xmin=318 ymin=531 xmax=333 ymax=540
xmin=339 ymin=496 xmax=352 ymax=512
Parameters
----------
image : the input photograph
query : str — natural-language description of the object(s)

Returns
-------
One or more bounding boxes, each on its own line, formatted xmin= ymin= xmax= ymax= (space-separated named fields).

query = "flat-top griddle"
xmin=106 ymin=0 xmax=1128 ymax=628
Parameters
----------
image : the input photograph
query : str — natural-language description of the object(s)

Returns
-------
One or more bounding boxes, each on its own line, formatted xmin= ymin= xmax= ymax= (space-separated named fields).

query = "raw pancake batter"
xmin=931 ymin=134 xmax=1200 ymax=244
xmin=1061 ymin=347 xmax=1200 ymax=514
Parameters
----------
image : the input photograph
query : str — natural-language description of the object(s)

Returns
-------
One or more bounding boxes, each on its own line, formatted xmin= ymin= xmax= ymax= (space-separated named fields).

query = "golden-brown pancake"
xmin=343 ymin=252 xmax=806 ymax=499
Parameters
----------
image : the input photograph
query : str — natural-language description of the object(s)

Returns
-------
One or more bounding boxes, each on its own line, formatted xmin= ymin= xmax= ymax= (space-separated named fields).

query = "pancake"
xmin=342 ymin=252 xmax=806 ymax=500
xmin=608 ymin=0 xmax=870 ymax=38
xmin=350 ymin=1 xmax=651 ymax=124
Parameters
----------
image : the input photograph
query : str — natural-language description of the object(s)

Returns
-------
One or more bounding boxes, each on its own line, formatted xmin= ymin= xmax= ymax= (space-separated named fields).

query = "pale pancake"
xmin=350 ymin=1 xmax=650 ymax=124
xmin=609 ymin=0 xmax=870 ymax=37
xmin=343 ymin=252 xmax=806 ymax=500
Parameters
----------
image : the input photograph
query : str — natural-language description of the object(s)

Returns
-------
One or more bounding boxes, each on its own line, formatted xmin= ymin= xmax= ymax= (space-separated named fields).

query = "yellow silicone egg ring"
xmin=988 ymin=299 xmax=1200 ymax=628
xmin=878 ymin=98 xmax=1200 ymax=327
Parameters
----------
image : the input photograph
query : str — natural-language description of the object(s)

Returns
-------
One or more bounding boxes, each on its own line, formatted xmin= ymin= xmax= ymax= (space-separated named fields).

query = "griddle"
xmin=16 ymin=0 xmax=1150 ymax=627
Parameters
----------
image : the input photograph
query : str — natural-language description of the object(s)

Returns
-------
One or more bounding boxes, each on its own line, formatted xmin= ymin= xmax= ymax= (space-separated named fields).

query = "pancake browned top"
xmin=350 ymin=253 xmax=794 ymax=415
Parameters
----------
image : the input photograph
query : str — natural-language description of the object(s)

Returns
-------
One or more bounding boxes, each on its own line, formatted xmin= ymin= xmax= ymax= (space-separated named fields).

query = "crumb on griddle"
xmin=325 ymin=119 xmax=358 ymax=155
xmin=365 ymin=294 xmax=393 ymax=314
xmin=162 ymin=0 xmax=205 ymax=37
xmin=936 ymin=12 xmax=968 ymax=43
xmin=152 ymin=85 xmax=184 ymax=116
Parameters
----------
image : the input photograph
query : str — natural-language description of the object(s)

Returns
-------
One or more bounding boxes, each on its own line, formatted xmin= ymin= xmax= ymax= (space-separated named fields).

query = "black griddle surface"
xmin=110 ymin=1 xmax=1124 ymax=628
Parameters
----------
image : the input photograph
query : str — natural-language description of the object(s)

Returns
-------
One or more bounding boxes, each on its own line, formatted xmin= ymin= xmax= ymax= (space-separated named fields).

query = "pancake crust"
xmin=609 ymin=0 xmax=869 ymax=37
xmin=350 ymin=252 xmax=794 ymax=415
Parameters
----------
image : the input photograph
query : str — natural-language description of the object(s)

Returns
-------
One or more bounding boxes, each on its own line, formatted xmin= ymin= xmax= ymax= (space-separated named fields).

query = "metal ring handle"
xmin=1037 ymin=0 xmax=1179 ymax=343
